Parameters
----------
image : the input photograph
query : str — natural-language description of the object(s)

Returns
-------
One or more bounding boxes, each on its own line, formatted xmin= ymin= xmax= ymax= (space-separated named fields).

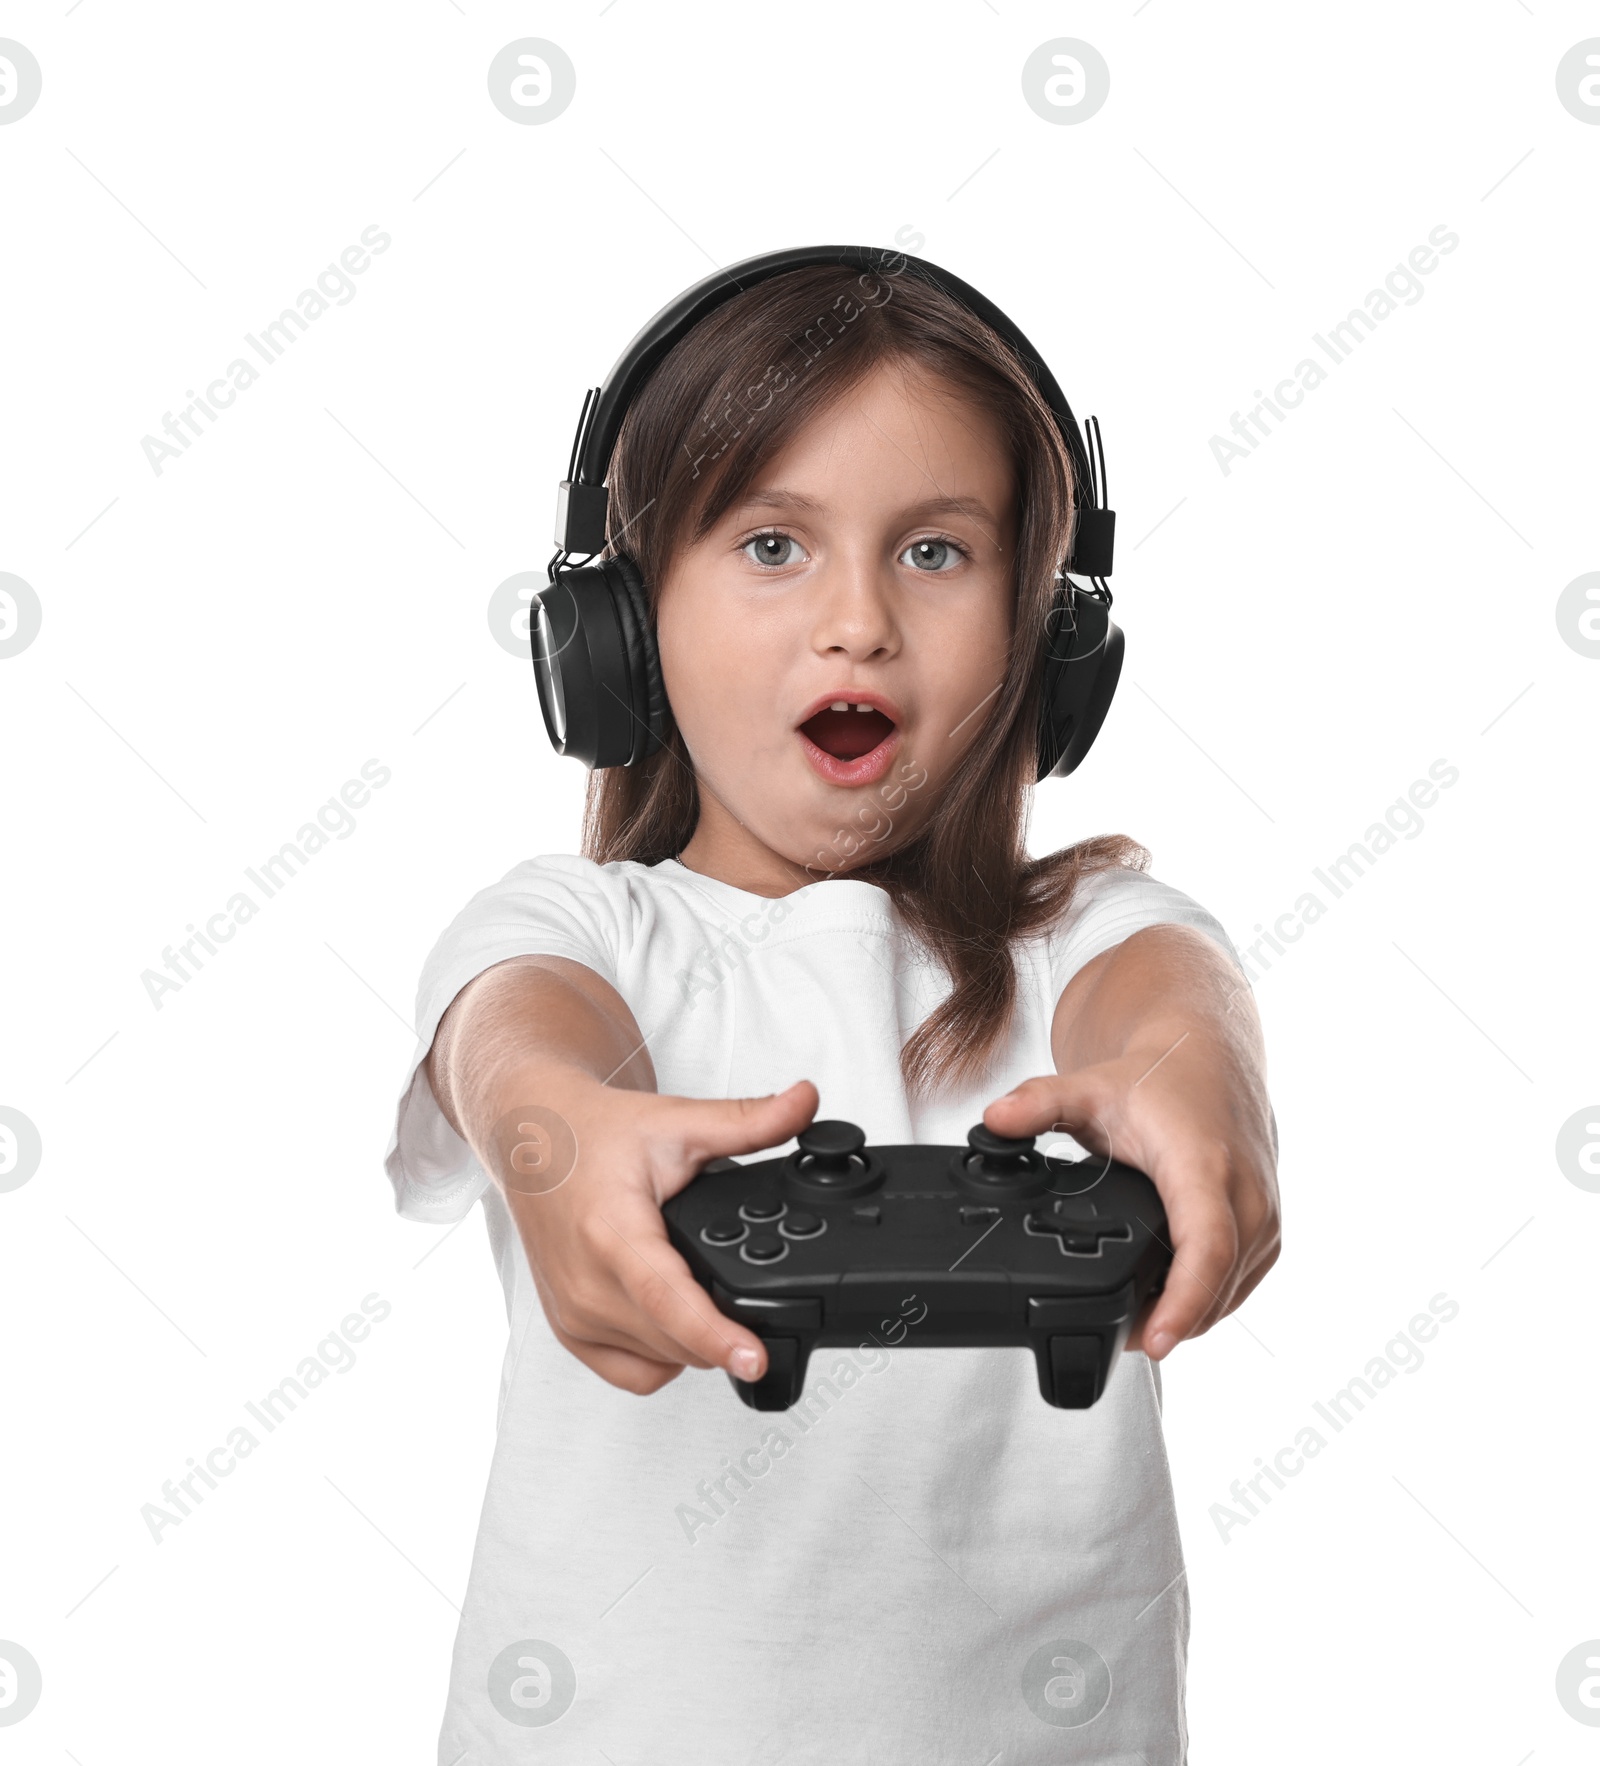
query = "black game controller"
xmin=661 ymin=1119 xmax=1172 ymax=1412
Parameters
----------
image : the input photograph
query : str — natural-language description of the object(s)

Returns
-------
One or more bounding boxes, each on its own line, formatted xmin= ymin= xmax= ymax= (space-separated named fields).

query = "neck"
xmin=675 ymin=792 xmax=826 ymax=898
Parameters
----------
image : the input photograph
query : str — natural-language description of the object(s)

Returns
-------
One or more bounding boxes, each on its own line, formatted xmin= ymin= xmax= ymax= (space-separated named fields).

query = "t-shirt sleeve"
xmin=381 ymin=854 xmax=629 ymax=1225
xmin=1046 ymin=861 xmax=1246 ymax=998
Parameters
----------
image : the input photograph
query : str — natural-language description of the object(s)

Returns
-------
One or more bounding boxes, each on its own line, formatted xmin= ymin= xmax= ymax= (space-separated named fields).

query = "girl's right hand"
xmin=480 ymin=1067 xmax=820 ymax=1396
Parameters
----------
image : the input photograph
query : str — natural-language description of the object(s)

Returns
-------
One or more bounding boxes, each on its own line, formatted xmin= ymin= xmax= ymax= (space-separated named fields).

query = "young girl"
xmin=385 ymin=259 xmax=1279 ymax=1762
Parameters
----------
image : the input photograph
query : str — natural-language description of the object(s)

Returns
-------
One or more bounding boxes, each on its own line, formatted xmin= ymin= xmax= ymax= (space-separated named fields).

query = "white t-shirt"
xmin=384 ymin=853 xmax=1243 ymax=1764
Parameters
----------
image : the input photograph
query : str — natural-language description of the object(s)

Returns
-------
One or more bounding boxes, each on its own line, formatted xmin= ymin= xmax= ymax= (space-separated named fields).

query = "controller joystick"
xmin=783 ymin=1119 xmax=883 ymax=1201
xmin=950 ymin=1124 xmax=1051 ymax=1201
xmin=798 ymin=1120 xmax=864 ymax=1166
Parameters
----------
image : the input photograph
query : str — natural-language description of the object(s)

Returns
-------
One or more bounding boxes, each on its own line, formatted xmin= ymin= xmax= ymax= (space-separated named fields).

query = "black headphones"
xmin=531 ymin=243 xmax=1122 ymax=783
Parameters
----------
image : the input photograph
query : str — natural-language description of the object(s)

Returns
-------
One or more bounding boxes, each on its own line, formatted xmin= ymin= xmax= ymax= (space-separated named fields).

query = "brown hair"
xmin=580 ymin=261 xmax=1149 ymax=1097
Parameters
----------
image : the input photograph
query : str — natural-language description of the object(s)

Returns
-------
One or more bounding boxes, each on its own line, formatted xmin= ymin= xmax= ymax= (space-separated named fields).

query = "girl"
xmin=385 ymin=259 xmax=1279 ymax=1762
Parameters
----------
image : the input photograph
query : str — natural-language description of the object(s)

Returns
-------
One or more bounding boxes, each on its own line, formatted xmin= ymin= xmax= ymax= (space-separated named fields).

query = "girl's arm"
xmin=984 ymin=924 xmax=1280 ymax=1362
xmin=427 ymin=954 xmax=658 ymax=1130
xmin=426 ymin=954 xmax=817 ymax=1392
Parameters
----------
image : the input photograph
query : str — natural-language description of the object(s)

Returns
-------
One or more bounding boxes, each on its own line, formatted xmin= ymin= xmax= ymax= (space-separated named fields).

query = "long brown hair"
xmin=580 ymin=261 xmax=1149 ymax=1097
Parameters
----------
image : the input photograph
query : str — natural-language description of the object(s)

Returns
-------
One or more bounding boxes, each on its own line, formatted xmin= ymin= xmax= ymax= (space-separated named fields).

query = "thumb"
xmin=985 ymin=1071 xmax=1115 ymax=1156
xmin=673 ymin=1079 xmax=819 ymax=1169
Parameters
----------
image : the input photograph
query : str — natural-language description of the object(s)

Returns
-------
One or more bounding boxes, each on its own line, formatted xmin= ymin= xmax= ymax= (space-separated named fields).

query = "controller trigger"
xmin=731 ymin=1337 xmax=807 ymax=1411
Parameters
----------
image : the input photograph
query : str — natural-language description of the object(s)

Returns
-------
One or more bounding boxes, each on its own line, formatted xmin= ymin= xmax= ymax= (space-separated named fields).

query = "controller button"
xmin=740 ymin=1197 xmax=786 ymax=1223
xmin=702 ymin=1216 xmax=747 ymax=1246
xmin=850 ymin=1205 xmax=882 ymax=1225
xmin=959 ymin=1205 xmax=1000 ymax=1225
xmin=742 ymin=1232 xmax=788 ymax=1264
xmin=780 ymin=1210 xmax=825 ymax=1239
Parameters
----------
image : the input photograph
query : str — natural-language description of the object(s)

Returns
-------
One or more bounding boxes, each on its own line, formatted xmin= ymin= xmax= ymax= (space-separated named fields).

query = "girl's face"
xmin=656 ymin=359 xmax=1019 ymax=894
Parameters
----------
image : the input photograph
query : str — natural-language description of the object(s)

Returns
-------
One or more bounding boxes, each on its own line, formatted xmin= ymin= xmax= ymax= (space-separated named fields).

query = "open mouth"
xmin=799 ymin=701 xmax=898 ymax=761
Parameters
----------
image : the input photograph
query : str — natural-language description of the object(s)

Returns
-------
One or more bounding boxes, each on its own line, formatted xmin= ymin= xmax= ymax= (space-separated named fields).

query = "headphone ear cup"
xmin=603 ymin=554 xmax=667 ymax=762
xmin=527 ymin=559 xmax=638 ymax=770
xmin=530 ymin=553 xmax=667 ymax=770
xmin=1036 ymin=584 xmax=1124 ymax=781
xmin=603 ymin=553 xmax=667 ymax=764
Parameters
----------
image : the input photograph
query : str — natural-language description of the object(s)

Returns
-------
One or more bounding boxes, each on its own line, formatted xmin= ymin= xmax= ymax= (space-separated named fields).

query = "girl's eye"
xmin=740 ymin=532 xmax=969 ymax=571
xmin=900 ymin=537 xmax=967 ymax=573
xmin=742 ymin=532 xmax=808 ymax=569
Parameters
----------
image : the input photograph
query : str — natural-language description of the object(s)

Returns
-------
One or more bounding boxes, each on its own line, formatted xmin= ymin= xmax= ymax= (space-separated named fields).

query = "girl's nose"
xmin=810 ymin=553 xmax=900 ymax=659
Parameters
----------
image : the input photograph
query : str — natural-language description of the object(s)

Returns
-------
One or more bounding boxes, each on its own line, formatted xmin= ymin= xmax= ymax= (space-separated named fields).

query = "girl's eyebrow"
xmin=735 ymin=486 xmax=999 ymax=525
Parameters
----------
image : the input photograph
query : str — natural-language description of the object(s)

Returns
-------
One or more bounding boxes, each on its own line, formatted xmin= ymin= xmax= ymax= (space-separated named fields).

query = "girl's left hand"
xmin=981 ymin=1005 xmax=1280 ymax=1363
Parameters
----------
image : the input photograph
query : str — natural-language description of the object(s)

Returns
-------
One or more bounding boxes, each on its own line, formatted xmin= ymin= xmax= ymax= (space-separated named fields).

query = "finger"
xmin=1141 ymin=1166 xmax=1240 ymax=1358
xmin=587 ymin=1196 xmax=771 ymax=1383
xmin=1123 ymin=1287 xmax=1160 ymax=1357
xmin=524 ymin=1260 xmax=670 ymax=1370
xmin=531 ymin=1266 xmax=689 ymax=1391
xmin=662 ymin=1080 xmax=821 ymax=1185
xmin=1207 ymin=1187 xmax=1278 ymax=1306
xmin=983 ymin=1073 xmax=1119 ymax=1159
xmin=1219 ymin=1229 xmax=1281 ymax=1318
xmin=543 ymin=1257 xmax=723 ymax=1375
xmin=549 ymin=1321 xmax=687 ymax=1396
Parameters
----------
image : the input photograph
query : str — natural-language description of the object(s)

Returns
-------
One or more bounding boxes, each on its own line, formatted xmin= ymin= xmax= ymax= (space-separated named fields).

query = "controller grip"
xmin=729 ymin=1336 xmax=809 ymax=1411
xmin=1034 ymin=1333 xmax=1112 ymax=1407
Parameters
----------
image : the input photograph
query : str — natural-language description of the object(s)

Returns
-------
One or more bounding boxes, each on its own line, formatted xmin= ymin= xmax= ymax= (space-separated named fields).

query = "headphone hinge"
xmin=553 ymin=478 xmax=610 ymax=554
xmin=1065 ymin=507 xmax=1115 ymax=580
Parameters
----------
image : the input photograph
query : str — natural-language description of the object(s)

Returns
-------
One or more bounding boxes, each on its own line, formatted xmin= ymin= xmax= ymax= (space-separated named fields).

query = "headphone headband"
xmin=550 ymin=243 xmax=1115 ymax=579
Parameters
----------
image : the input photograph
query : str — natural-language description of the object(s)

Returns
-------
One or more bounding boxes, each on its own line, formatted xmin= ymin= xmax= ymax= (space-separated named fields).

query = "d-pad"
xmin=1025 ymin=1202 xmax=1132 ymax=1256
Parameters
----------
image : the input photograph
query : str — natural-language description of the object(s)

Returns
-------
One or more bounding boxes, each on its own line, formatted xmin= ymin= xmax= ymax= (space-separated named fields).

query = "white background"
xmin=2 ymin=3 xmax=1597 ymax=1761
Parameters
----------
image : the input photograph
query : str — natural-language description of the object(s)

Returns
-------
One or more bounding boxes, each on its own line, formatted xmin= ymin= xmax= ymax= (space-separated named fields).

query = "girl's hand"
xmin=981 ymin=968 xmax=1280 ymax=1362
xmin=481 ymin=1067 xmax=819 ymax=1395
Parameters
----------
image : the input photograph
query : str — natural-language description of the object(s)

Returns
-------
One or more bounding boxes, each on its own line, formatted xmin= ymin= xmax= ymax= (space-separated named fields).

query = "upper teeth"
xmin=829 ymin=701 xmax=874 ymax=712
